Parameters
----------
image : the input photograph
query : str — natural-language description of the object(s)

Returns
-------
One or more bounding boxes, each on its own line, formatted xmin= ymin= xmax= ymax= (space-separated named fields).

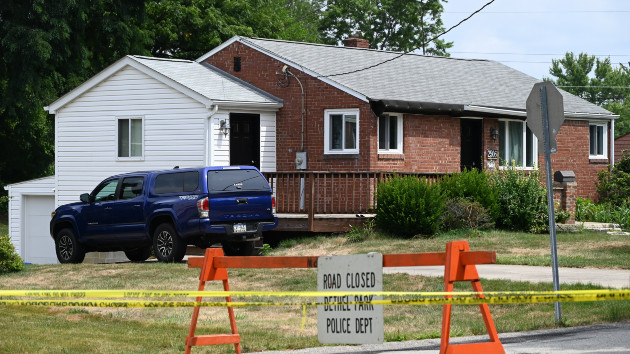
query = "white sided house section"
xmin=5 ymin=55 xmax=282 ymax=264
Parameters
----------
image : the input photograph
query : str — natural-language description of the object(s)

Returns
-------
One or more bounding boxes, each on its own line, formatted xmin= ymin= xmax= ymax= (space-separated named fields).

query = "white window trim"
xmin=499 ymin=119 xmax=538 ymax=170
xmin=378 ymin=113 xmax=403 ymax=154
xmin=116 ymin=116 xmax=145 ymax=161
xmin=324 ymin=108 xmax=360 ymax=154
xmin=589 ymin=122 xmax=608 ymax=159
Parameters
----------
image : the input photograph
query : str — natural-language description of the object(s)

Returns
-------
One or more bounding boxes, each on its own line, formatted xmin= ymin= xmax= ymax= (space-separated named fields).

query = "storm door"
xmin=460 ymin=119 xmax=483 ymax=171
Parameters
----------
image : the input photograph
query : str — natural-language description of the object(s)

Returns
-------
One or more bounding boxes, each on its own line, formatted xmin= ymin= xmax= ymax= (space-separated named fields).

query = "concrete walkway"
xmin=383 ymin=264 xmax=630 ymax=289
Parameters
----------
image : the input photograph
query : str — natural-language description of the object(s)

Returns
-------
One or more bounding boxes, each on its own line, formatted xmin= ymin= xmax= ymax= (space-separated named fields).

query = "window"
xmin=120 ymin=177 xmax=144 ymax=200
xmin=378 ymin=114 xmax=403 ymax=153
xmin=324 ymin=109 xmax=359 ymax=154
xmin=92 ymin=179 xmax=119 ymax=202
xmin=499 ymin=120 xmax=537 ymax=168
xmin=208 ymin=170 xmax=271 ymax=193
xmin=589 ymin=123 xmax=607 ymax=158
xmin=154 ymin=171 xmax=199 ymax=194
xmin=118 ymin=118 xmax=143 ymax=158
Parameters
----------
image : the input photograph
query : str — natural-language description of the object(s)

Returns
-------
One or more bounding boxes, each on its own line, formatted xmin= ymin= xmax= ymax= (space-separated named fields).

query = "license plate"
xmin=233 ymin=223 xmax=247 ymax=233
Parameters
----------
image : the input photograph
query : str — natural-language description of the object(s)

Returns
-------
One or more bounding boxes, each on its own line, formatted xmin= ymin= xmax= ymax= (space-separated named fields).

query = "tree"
xmin=318 ymin=0 xmax=452 ymax=55
xmin=0 ymin=0 xmax=149 ymax=188
xmin=146 ymin=0 xmax=322 ymax=60
xmin=548 ymin=52 xmax=630 ymax=138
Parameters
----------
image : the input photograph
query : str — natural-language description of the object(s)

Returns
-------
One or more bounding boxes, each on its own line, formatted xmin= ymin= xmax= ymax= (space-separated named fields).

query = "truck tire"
xmin=55 ymin=228 xmax=85 ymax=264
xmin=153 ymin=223 xmax=186 ymax=262
xmin=124 ymin=246 xmax=152 ymax=262
xmin=222 ymin=241 xmax=256 ymax=256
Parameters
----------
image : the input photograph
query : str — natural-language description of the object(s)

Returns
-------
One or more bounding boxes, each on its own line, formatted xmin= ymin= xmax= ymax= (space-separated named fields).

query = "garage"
xmin=23 ymin=195 xmax=57 ymax=264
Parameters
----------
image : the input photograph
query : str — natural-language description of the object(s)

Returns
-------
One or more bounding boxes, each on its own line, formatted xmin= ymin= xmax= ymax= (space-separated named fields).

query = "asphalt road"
xmin=263 ymin=321 xmax=630 ymax=354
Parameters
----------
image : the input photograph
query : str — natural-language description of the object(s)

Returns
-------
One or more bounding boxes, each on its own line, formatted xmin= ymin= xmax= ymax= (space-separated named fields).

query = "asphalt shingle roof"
xmin=130 ymin=55 xmax=281 ymax=105
xmin=237 ymin=37 xmax=614 ymax=118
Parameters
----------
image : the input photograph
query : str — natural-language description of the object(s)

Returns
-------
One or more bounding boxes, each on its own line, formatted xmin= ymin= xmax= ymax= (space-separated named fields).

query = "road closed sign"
xmin=317 ymin=253 xmax=384 ymax=344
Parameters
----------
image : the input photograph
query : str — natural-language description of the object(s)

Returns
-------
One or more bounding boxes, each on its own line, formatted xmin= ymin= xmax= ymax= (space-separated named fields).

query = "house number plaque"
xmin=487 ymin=150 xmax=498 ymax=160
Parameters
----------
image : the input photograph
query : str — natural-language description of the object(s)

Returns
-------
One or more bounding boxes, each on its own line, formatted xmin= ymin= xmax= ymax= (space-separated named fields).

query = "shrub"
xmin=440 ymin=169 xmax=500 ymax=221
xmin=490 ymin=167 xmax=547 ymax=232
xmin=441 ymin=198 xmax=494 ymax=231
xmin=376 ymin=176 xmax=445 ymax=237
xmin=0 ymin=195 xmax=8 ymax=218
xmin=575 ymin=198 xmax=630 ymax=229
xmin=0 ymin=235 xmax=23 ymax=274
xmin=346 ymin=218 xmax=376 ymax=243
xmin=597 ymin=153 xmax=630 ymax=205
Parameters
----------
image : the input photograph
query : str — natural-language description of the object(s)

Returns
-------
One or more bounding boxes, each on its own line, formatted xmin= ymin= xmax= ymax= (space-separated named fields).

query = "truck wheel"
xmin=55 ymin=228 xmax=85 ymax=264
xmin=222 ymin=241 xmax=256 ymax=256
xmin=153 ymin=223 xmax=186 ymax=262
xmin=124 ymin=246 xmax=152 ymax=262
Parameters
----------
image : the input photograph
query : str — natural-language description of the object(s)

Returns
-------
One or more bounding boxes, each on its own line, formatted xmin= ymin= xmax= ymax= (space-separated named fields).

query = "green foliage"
xmin=318 ymin=0 xmax=452 ymax=55
xmin=259 ymin=243 xmax=273 ymax=255
xmin=490 ymin=168 xmax=547 ymax=232
xmin=547 ymin=52 xmax=630 ymax=138
xmin=346 ymin=218 xmax=376 ymax=243
xmin=575 ymin=198 xmax=630 ymax=229
xmin=597 ymin=153 xmax=630 ymax=205
xmin=440 ymin=169 xmax=500 ymax=221
xmin=441 ymin=198 xmax=494 ymax=231
xmin=376 ymin=176 xmax=445 ymax=237
xmin=0 ymin=196 xmax=8 ymax=218
xmin=0 ymin=235 xmax=23 ymax=274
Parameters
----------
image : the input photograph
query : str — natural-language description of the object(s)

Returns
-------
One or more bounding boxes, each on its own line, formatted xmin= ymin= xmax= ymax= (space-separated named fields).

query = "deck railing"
xmin=262 ymin=171 xmax=446 ymax=215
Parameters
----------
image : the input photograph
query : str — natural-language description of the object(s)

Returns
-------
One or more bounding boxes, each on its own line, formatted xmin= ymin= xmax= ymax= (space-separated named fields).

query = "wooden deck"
xmin=263 ymin=171 xmax=445 ymax=232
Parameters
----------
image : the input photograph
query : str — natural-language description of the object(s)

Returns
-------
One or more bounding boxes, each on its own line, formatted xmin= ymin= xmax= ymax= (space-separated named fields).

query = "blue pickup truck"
xmin=50 ymin=166 xmax=277 ymax=263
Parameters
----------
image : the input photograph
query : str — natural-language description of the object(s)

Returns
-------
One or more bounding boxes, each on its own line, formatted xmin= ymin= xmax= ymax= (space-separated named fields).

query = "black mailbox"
xmin=554 ymin=170 xmax=575 ymax=183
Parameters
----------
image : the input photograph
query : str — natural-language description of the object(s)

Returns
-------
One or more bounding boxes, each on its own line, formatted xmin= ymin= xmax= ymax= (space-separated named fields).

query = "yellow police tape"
xmin=0 ymin=289 xmax=629 ymax=307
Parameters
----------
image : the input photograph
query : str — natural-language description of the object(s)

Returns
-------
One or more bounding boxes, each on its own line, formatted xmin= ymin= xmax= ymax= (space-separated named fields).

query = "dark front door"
xmin=460 ymin=119 xmax=483 ymax=171
xmin=229 ymin=113 xmax=260 ymax=169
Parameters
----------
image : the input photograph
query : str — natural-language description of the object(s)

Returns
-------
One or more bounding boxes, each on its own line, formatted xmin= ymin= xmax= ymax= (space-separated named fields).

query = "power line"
xmin=445 ymin=10 xmax=630 ymax=14
xmin=320 ymin=0 xmax=497 ymax=78
xmin=451 ymin=51 xmax=630 ymax=57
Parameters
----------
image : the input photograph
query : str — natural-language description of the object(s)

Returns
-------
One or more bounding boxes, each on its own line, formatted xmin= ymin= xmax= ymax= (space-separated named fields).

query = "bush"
xmin=490 ymin=168 xmax=547 ymax=232
xmin=346 ymin=218 xmax=376 ymax=243
xmin=575 ymin=198 xmax=630 ymax=229
xmin=0 ymin=195 xmax=8 ymax=218
xmin=0 ymin=235 xmax=23 ymax=274
xmin=440 ymin=169 xmax=500 ymax=221
xmin=441 ymin=198 xmax=494 ymax=231
xmin=597 ymin=153 xmax=630 ymax=205
xmin=376 ymin=176 xmax=445 ymax=237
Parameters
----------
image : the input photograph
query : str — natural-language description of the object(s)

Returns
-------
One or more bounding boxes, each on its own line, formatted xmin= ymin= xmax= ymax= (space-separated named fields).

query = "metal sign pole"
xmin=540 ymin=85 xmax=562 ymax=324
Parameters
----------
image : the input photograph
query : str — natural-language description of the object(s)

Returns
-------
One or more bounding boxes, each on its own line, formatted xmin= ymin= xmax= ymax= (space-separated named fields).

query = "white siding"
xmin=5 ymin=176 xmax=55 ymax=257
xmin=55 ymin=66 xmax=210 ymax=207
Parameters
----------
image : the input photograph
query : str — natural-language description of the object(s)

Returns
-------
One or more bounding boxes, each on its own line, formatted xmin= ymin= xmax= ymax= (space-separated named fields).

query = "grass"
xmin=270 ymin=228 xmax=630 ymax=269
xmin=1 ymin=228 xmax=630 ymax=353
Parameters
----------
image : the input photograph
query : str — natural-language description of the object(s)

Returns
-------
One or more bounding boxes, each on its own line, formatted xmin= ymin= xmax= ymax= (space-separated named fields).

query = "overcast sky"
xmin=440 ymin=0 xmax=629 ymax=81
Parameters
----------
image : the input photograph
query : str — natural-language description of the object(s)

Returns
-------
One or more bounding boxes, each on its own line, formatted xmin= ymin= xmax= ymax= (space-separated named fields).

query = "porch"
xmin=262 ymin=171 xmax=444 ymax=232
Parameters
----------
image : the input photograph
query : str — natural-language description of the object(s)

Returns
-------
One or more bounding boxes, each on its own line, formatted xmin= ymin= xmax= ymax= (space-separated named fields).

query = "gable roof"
xmin=198 ymin=36 xmax=616 ymax=120
xmin=46 ymin=55 xmax=282 ymax=114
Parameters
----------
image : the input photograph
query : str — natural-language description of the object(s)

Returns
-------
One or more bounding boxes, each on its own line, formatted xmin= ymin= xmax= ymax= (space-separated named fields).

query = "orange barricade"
xmin=186 ymin=241 xmax=503 ymax=354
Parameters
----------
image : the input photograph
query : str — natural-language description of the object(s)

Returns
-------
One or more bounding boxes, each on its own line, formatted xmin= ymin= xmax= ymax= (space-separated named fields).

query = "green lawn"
xmin=0 ymin=229 xmax=629 ymax=353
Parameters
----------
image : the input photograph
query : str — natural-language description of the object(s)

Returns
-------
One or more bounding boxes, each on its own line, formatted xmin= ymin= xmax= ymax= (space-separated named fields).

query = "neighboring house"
xmin=615 ymin=133 xmax=630 ymax=163
xmin=5 ymin=36 xmax=619 ymax=263
xmin=5 ymin=55 xmax=282 ymax=264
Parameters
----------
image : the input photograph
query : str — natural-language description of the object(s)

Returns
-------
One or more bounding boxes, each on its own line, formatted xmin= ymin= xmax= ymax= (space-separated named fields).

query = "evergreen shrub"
xmin=0 ymin=234 xmax=23 ymax=274
xmin=440 ymin=169 xmax=499 ymax=221
xmin=376 ymin=176 xmax=445 ymax=237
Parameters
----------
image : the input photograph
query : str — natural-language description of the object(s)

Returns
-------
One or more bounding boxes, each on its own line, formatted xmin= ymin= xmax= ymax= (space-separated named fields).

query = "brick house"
xmin=615 ymin=133 xmax=630 ymax=163
xmin=198 ymin=36 xmax=617 ymax=205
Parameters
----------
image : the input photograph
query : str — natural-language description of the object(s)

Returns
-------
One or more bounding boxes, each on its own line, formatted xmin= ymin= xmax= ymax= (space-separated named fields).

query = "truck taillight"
xmin=197 ymin=197 xmax=209 ymax=218
xmin=272 ymin=196 xmax=276 ymax=214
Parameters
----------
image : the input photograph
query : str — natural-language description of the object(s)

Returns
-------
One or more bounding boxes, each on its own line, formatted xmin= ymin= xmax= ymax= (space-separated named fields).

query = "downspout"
xmin=611 ymin=118 xmax=615 ymax=167
xmin=206 ymin=104 xmax=219 ymax=166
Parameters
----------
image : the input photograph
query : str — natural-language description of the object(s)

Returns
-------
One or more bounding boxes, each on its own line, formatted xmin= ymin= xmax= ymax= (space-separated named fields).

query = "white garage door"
xmin=23 ymin=195 xmax=57 ymax=264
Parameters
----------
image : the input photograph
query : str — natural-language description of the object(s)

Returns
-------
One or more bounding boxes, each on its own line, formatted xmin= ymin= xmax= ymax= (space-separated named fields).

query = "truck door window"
xmin=93 ymin=179 xmax=119 ymax=202
xmin=120 ymin=177 xmax=144 ymax=200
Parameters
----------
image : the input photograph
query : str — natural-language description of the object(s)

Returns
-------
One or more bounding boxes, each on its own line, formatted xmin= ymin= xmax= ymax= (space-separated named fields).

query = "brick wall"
xmin=544 ymin=119 xmax=609 ymax=201
xmin=615 ymin=133 xmax=630 ymax=163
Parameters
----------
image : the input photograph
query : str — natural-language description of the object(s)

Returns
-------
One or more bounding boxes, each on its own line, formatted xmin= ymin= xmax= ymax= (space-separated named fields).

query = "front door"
xmin=229 ymin=113 xmax=260 ymax=169
xmin=460 ymin=119 xmax=483 ymax=171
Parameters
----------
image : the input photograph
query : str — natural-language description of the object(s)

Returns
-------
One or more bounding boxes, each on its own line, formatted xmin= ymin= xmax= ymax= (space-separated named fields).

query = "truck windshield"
xmin=208 ymin=170 xmax=270 ymax=193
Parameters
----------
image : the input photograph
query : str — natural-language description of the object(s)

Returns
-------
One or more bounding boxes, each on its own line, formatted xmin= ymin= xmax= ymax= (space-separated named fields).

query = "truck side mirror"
xmin=80 ymin=193 xmax=92 ymax=203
